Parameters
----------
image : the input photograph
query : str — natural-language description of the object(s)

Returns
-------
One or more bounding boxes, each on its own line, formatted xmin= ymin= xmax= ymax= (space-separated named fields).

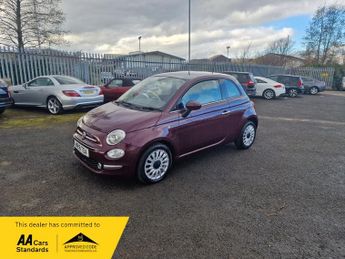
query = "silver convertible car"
xmin=9 ymin=75 xmax=104 ymax=114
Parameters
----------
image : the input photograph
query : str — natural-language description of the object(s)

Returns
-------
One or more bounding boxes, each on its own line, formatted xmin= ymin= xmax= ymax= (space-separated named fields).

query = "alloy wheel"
xmin=289 ymin=89 xmax=298 ymax=98
xmin=144 ymin=149 xmax=170 ymax=181
xmin=310 ymin=87 xmax=318 ymax=95
xmin=242 ymin=124 xmax=256 ymax=147
xmin=47 ymin=98 xmax=61 ymax=114
xmin=263 ymin=89 xmax=275 ymax=100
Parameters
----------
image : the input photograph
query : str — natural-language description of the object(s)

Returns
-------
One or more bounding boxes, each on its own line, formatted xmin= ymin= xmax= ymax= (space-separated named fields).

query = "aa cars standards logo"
xmin=16 ymin=234 xmax=49 ymax=253
xmin=64 ymin=233 xmax=98 ymax=253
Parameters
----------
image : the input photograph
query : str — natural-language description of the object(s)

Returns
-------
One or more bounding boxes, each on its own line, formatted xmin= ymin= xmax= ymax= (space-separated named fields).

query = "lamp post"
xmin=188 ymin=0 xmax=191 ymax=63
xmin=138 ymin=36 xmax=142 ymax=52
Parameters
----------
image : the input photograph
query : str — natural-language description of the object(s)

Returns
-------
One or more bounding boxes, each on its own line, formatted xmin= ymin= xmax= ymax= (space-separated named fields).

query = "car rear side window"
xmin=229 ymin=73 xmax=249 ymax=83
xmin=256 ymin=78 xmax=267 ymax=83
xmin=181 ymin=80 xmax=222 ymax=106
xmin=278 ymin=76 xmax=290 ymax=85
xmin=108 ymin=79 xmax=124 ymax=88
xmin=219 ymin=79 xmax=241 ymax=98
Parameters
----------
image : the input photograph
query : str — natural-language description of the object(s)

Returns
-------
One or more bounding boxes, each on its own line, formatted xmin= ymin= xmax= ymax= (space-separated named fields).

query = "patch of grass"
xmin=0 ymin=109 xmax=85 ymax=129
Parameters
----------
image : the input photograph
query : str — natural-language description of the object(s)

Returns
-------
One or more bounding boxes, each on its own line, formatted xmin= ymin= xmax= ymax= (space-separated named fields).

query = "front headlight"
xmin=106 ymin=129 xmax=126 ymax=145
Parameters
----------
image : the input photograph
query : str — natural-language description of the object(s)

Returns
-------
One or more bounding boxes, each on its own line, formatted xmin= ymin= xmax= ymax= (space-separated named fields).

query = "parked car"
xmin=0 ymin=79 xmax=12 ymax=114
xmin=9 ymin=76 xmax=104 ymax=115
xmin=73 ymin=71 xmax=258 ymax=184
xmin=254 ymin=76 xmax=286 ymax=100
xmin=100 ymin=78 xmax=141 ymax=102
xmin=221 ymin=71 xmax=257 ymax=97
xmin=301 ymin=77 xmax=326 ymax=95
xmin=268 ymin=74 xmax=304 ymax=97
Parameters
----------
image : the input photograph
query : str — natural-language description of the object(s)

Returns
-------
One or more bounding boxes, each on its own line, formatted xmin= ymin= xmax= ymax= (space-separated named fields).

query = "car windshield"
xmin=117 ymin=76 xmax=186 ymax=111
xmin=54 ymin=76 xmax=85 ymax=85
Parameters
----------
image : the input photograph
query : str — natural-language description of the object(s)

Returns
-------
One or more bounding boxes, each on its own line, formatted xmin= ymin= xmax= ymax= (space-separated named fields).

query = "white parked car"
xmin=254 ymin=76 xmax=286 ymax=100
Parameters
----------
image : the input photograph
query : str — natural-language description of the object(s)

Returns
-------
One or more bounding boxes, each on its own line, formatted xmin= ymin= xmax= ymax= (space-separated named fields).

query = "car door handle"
xmin=222 ymin=110 xmax=231 ymax=115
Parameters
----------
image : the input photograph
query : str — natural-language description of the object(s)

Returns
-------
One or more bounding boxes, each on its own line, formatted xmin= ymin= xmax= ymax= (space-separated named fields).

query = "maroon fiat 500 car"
xmin=73 ymin=71 xmax=258 ymax=184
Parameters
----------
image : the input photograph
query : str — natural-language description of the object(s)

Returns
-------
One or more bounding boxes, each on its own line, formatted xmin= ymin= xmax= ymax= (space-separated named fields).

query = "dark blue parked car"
xmin=0 ymin=79 xmax=12 ymax=114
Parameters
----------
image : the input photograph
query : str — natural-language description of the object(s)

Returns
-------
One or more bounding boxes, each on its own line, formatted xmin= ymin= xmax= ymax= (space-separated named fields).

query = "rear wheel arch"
xmin=247 ymin=116 xmax=258 ymax=128
xmin=46 ymin=95 xmax=63 ymax=115
xmin=46 ymin=95 xmax=61 ymax=104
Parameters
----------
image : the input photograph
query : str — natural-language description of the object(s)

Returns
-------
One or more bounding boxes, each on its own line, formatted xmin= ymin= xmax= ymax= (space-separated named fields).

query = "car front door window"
xmin=28 ymin=78 xmax=54 ymax=87
xmin=181 ymin=80 xmax=222 ymax=107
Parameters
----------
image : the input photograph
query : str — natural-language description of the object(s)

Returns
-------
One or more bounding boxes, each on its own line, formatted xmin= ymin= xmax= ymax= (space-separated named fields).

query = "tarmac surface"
xmin=1 ymin=92 xmax=345 ymax=258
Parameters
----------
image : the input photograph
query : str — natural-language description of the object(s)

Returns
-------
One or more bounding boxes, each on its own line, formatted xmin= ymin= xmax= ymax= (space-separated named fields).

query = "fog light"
xmin=97 ymin=163 xmax=103 ymax=170
xmin=107 ymin=149 xmax=125 ymax=159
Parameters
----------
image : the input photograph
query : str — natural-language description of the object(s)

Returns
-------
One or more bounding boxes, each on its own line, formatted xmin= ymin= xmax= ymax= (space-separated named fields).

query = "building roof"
xmin=127 ymin=51 xmax=185 ymax=61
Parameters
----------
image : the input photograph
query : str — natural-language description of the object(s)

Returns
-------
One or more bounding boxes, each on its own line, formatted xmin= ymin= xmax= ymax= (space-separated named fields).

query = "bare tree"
xmin=256 ymin=36 xmax=295 ymax=66
xmin=303 ymin=4 xmax=345 ymax=65
xmin=0 ymin=0 xmax=66 ymax=50
xmin=233 ymin=42 xmax=253 ymax=64
xmin=266 ymin=36 xmax=294 ymax=56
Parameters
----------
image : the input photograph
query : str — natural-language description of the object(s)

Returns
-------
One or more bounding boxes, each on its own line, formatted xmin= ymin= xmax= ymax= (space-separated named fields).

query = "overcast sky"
xmin=61 ymin=0 xmax=338 ymax=59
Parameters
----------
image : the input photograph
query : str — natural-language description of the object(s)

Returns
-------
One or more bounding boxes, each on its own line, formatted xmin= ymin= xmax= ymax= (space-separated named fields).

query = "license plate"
xmin=74 ymin=140 xmax=89 ymax=157
xmin=82 ymin=90 xmax=95 ymax=95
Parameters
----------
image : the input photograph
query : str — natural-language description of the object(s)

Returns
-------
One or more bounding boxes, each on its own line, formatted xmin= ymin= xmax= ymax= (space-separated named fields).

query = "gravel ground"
xmin=1 ymin=92 xmax=345 ymax=258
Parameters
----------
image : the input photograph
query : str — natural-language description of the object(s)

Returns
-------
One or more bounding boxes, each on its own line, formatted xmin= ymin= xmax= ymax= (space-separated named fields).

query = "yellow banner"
xmin=0 ymin=217 xmax=128 ymax=259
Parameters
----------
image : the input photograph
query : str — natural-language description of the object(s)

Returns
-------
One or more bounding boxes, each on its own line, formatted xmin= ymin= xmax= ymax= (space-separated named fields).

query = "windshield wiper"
xmin=138 ymin=106 xmax=162 ymax=112
xmin=115 ymin=101 xmax=161 ymax=112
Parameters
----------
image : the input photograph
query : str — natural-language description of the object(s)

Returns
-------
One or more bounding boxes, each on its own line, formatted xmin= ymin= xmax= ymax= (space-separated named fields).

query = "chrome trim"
xmin=178 ymin=138 xmax=225 ymax=158
xmin=103 ymin=165 xmax=123 ymax=170
xmin=76 ymin=128 xmax=99 ymax=143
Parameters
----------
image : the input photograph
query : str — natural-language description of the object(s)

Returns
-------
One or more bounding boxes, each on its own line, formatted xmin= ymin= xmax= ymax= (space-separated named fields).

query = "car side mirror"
xmin=181 ymin=101 xmax=201 ymax=117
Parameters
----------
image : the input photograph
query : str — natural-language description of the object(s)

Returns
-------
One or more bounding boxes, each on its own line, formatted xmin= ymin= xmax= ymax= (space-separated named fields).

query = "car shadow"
xmin=76 ymin=142 xmax=243 ymax=190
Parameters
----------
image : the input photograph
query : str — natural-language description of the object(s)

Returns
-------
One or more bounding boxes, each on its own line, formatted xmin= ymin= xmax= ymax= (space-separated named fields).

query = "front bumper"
xmin=62 ymin=95 xmax=104 ymax=110
xmin=72 ymin=124 xmax=139 ymax=177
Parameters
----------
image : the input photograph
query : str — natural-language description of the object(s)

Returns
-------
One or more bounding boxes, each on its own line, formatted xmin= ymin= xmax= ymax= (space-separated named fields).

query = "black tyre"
xmin=137 ymin=143 xmax=172 ymax=184
xmin=235 ymin=121 xmax=257 ymax=150
xmin=288 ymin=89 xmax=298 ymax=98
xmin=263 ymin=89 xmax=275 ymax=100
xmin=309 ymin=86 xmax=319 ymax=95
xmin=47 ymin=96 xmax=63 ymax=115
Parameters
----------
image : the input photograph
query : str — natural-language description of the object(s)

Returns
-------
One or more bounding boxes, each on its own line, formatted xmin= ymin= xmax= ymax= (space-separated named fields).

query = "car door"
xmin=175 ymin=80 xmax=229 ymax=156
xmin=219 ymin=79 xmax=248 ymax=141
xmin=24 ymin=77 xmax=55 ymax=106
xmin=103 ymin=79 xmax=131 ymax=101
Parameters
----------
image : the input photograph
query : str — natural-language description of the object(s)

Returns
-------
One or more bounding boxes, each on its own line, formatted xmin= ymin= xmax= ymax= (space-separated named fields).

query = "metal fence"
xmin=0 ymin=47 xmax=335 ymax=88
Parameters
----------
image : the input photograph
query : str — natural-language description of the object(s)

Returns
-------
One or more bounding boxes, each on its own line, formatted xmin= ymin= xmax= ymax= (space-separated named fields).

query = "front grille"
xmin=76 ymin=127 xmax=99 ymax=144
xmin=75 ymin=150 xmax=99 ymax=169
